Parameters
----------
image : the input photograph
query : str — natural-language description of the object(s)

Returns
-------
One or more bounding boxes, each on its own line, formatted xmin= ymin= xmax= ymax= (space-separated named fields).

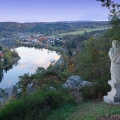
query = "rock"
xmin=62 ymin=75 xmax=83 ymax=90
xmin=80 ymin=81 xmax=92 ymax=87
xmin=46 ymin=86 xmax=56 ymax=91
xmin=49 ymin=86 xmax=56 ymax=91
xmin=62 ymin=75 xmax=92 ymax=91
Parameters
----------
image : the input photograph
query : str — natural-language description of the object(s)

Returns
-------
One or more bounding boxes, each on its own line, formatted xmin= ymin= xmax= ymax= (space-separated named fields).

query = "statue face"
xmin=112 ymin=40 xmax=119 ymax=48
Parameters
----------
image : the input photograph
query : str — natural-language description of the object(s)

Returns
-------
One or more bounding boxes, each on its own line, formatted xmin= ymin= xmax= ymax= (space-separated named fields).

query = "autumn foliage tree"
xmin=74 ymin=37 xmax=110 ymax=98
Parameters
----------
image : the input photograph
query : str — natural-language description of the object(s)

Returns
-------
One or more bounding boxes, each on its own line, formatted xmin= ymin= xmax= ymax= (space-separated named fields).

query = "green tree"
xmin=77 ymin=38 xmax=111 ymax=98
xmin=97 ymin=0 xmax=120 ymax=40
xmin=68 ymin=49 xmax=72 ymax=56
xmin=4 ymin=52 xmax=12 ymax=64
xmin=0 ymin=46 xmax=2 ymax=51
xmin=0 ymin=70 xmax=3 ymax=82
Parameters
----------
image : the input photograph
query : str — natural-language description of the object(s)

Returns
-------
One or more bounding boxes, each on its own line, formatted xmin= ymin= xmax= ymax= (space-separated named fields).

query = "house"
xmin=72 ymin=49 xmax=77 ymax=55
xmin=0 ymin=51 xmax=4 ymax=58
xmin=33 ymin=34 xmax=39 ymax=38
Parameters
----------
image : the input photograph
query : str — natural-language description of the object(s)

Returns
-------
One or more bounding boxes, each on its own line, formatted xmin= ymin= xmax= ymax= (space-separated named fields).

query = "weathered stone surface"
xmin=62 ymin=75 xmax=92 ymax=90
xmin=49 ymin=86 xmax=56 ymax=91
xmin=62 ymin=75 xmax=82 ymax=90
xmin=80 ymin=81 xmax=92 ymax=87
xmin=109 ymin=40 xmax=120 ymax=85
xmin=104 ymin=40 xmax=120 ymax=104
xmin=104 ymin=80 xmax=120 ymax=104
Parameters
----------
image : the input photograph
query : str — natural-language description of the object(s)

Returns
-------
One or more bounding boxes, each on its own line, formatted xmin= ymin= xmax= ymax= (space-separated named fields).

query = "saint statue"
xmin=108 ymin=40 xmax=120 ymax=84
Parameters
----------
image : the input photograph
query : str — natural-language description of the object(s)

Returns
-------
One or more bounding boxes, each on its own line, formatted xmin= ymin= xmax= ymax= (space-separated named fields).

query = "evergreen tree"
xmin=0 ymin=70 xmax=3 ymax=83
xmin=0 ymin=46 xmax=2 ymax=51
xmin=68 ymin=49 xmax=72 ymax=56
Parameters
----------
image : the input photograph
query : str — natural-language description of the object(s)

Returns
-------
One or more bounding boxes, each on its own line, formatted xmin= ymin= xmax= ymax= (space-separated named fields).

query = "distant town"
xmin=0 ymin=21 xmax=110 ymax=47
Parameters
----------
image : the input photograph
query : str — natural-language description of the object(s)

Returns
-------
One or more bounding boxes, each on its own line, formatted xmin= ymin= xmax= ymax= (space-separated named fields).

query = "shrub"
xmin=81 ymin=81 xmax=111 ymax=101
xmin=81 ymin=85 xmax=96 ymax=101
xmin=0 ymin=89 xmax=75 ymax=120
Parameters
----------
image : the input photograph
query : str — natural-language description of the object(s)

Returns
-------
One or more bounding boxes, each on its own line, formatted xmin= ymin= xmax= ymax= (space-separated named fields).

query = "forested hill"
xmin=0 ymin=21 xmax=110 ymax=37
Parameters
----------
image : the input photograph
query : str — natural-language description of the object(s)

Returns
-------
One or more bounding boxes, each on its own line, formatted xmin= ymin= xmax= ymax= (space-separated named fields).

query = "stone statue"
xmin=103 ymin=40 xmax=120 ymax=104
xmin=108 ymin=40 xmax=120 ymax=84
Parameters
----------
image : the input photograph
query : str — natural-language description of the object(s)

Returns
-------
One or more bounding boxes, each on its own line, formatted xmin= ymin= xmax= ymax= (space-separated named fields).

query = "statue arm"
xmin=109 ymin=47 xmax=120 ymax=63
xmin=108 ymin=48 xmax=117 ymax=60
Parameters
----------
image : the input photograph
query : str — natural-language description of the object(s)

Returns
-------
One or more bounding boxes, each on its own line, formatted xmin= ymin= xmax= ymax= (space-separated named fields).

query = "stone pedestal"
xmin=103 ymin=80 xmax=120 ymax=105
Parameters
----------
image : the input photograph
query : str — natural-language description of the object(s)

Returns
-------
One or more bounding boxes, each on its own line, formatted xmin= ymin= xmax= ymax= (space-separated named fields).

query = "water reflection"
xmin=0 ymin=47 xmax=60 ymax=89
xmin=4 ymin=65 xmax=13 ymax=73
xmin=0 ymin=70 xmax=3 ymax=83
xmin=1 ymin=63 xmax=17 ymax=82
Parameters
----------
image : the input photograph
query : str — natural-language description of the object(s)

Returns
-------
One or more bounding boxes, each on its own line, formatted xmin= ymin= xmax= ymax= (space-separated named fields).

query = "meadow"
xmin=59 ymin=26 xmax=111 ymax=36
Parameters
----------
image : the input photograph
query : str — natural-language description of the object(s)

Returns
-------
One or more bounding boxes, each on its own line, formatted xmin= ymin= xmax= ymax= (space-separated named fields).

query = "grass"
xmin=67 ymin=101 xmax=120 ymax=120
xmin=2 ymin=85 xmax=120 ymax=120
xmin=45 ymin=105 xmax=76 ymax=120
xmin=59 ymin=27 xmax=111 ymax=36
xmin=49 ymin=46 xmax=61 ymax=51
xmin=45 ymin=45 xmax=63 ymax=53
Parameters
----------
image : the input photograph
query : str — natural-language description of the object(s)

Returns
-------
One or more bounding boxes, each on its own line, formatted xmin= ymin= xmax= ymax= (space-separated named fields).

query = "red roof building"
xmin=0 ymin=52 xmax=4 ymax=58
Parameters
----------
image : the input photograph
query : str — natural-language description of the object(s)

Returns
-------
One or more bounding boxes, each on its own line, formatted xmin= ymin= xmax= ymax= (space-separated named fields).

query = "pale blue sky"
xmin=0 ymin=0 xmax=119 ymax=23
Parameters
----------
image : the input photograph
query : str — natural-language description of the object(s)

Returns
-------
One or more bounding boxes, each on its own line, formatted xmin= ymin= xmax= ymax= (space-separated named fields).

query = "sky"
xmin=0 ymin=0 xmax=119 ymax=23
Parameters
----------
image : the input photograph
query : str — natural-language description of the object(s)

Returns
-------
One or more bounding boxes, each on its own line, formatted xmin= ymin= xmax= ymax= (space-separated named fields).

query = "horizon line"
xmin=0 ymin=20 xmax=109 ymax=23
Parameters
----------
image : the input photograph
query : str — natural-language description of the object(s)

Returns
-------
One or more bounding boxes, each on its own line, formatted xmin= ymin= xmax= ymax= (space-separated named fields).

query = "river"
xmin=0 ymin=47 xmax=60 ymax=89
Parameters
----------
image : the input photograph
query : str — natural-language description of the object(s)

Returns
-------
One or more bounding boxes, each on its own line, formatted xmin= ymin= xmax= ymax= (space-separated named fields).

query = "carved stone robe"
xmin=109 ymin=47 xmax=120 ymax=84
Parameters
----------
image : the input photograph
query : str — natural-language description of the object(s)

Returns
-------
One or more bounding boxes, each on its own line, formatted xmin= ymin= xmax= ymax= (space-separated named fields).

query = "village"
xmin=18 ymin=34 xmax=65 ymax=46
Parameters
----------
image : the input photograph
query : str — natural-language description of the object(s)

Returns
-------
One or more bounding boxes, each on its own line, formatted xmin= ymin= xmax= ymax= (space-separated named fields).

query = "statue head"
xmin=112 ymin=40 xmax=119 ymax=48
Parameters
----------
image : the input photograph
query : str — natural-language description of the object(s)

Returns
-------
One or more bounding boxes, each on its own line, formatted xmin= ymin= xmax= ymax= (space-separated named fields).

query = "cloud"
xmin=6 ymin=80 xmax=14 ymax=85
xmin=27 ymin=55 xmax=60 ymax=71
xmin=17 ymin=61 xmax=33 ymax=69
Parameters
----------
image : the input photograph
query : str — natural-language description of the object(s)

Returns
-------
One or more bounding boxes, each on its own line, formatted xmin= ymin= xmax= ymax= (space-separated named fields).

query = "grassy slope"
xmin=45 ymin=105 xmax=76 ymax=120
xmin=59 ymin=27 xmax=110 ymax=36
xmin=67 ymin=101 xmax=120 ymax=120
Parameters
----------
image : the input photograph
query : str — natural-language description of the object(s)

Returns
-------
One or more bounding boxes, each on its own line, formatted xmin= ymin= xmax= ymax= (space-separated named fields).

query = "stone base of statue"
xmin=103 ymin=80 xmax=120 ymax=105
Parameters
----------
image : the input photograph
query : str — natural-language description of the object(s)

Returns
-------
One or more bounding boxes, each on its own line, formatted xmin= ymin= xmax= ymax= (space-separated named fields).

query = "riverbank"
xmin=45 ymin=46 xmax=68 ymax=68
xmin=15 ymin=41 xmax=44 ymax=48
xmin=0 ymin=56 xmax=21 ymax=70
xmin=16 ymin=39 xmax=67 ymax=53
xmin=54 ymin=55 xmax=63 ymax=66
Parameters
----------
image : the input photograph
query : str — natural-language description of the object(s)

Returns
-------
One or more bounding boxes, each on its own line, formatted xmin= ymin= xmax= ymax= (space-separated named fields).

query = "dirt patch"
xmin=70 ymin=90 xmax=83 ymax=103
